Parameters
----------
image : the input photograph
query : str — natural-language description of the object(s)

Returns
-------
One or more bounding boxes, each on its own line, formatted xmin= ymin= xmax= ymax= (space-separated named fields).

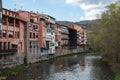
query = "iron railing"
xmin=0 ymin=49 xmax=17 ymax=55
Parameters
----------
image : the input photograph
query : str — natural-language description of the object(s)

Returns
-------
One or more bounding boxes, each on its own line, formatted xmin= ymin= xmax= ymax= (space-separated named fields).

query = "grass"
xmin=115 ymin=72 xmax=120 ymax=80
xmin=108 ymin=62 xmax=120 ymax=80
xmin=0 ymin=64 xmax=28 ymax=76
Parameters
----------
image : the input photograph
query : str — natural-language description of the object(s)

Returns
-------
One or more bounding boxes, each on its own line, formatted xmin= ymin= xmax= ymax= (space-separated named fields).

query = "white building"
xmin=45 ymin=15 xmax=56 ymax=54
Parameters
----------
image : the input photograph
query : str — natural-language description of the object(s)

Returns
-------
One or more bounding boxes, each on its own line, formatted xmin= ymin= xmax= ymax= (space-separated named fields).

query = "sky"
xmin=2 ymin=0 xmax=116 ymax=22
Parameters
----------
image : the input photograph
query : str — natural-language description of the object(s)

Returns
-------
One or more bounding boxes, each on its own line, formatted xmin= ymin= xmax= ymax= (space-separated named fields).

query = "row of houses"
xmin=0 ymin=2 xmax=87 ymax=66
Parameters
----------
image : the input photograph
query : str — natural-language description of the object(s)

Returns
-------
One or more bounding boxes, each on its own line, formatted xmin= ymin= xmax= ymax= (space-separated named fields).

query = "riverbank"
xmin=108 ymin=62 xmax=120 ymax=80
xmin=35 ymin=49 xmax=90 ymax=63
xmin=0 ymin=64 xmax=28 ymax=80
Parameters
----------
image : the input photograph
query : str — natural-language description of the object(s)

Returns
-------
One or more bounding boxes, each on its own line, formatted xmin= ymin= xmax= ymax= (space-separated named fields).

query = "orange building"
xmin=18 ymin=10 xmax=40 ymax=63
xmin=38 ymin=14 xmax=46 ymax=49
xmin=0 ymin=0 xmax=2 ymax=36
xmin=0 ymin=8 xmax=26 ymax=67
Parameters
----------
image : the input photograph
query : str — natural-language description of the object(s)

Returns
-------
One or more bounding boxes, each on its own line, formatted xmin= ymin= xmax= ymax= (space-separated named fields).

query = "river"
xmin=7 ymin=54 xmax=114 ymax=80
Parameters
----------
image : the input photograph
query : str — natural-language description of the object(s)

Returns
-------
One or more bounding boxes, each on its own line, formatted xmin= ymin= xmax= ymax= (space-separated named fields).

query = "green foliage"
xmin=0 ymin=65 xmax=28 ymax=75
xmin=89 ymin=0 xmax=120 ymax=63
xmin=115 ymin=72 xmax=120 ymax=80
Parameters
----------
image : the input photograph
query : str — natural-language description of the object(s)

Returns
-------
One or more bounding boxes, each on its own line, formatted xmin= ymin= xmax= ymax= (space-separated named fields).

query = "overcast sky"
xmin=2 ymin=0 xmax=116 ymax=22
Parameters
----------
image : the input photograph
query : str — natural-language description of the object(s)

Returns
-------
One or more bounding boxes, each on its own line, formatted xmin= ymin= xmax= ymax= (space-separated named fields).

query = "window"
xmin=30 ymin=32 xmax=32 ymax=38
xmin=30 ymin=19 xmax=34 ymax=23
xmin=36 ymin=25 xmax=38 ymax=29
xmin=0 ymin=24 xmax=2 ymax=35
xmin=46 ymin=28 xmax=51 ymax=33
xmin=36 ymin=33 xmax=38 ymax=38
xmin=12 ymin=44 xmax=17 ymax=49
xmin=15 ymin=20 xmax=20 ymax=27
xmin=58 ymin=42 xmax=60 ymax=46
xmin=3 ymin=42 xmax=6 ymax=50
xmin=8 ymin=18 xmax=14 ymax=26
xmin=2 ymin=30 xmax=6 ymax=37
xmin=46 ymin=41 xmax=49 ymax=49
xmin=33 ymin=25 xmax=36 ymax=30
xmin=8 ymin=31 xmax=13 ymax=38
xmin=41 ymin=48 xmax=43 ymax=53
xmin=8 ymin=42 xmax=10 ymax=50
xmin=2 ymin=16 xmax=7 ymax=25
xmin=0 ymin=42 xmax=2 ymax=50
xmin=33 ymin=33 xmax=35 ymax=39
xmin=29 ymin=42 xmax=32 ymax=48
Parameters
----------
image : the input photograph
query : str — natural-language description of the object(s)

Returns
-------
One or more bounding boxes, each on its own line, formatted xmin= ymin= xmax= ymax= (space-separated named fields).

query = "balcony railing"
xmin=0 ymin=49 xmax=17 ymax=55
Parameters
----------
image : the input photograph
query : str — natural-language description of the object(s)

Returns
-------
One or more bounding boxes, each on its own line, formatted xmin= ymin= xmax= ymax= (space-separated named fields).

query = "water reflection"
xmin=7 ymin=55 xmax=114 ymax=80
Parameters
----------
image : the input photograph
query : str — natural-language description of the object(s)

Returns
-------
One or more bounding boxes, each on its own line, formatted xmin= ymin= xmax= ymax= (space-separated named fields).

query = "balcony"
xmin=46 ymin=35 xmax=52 ymax=41
xmin=48 ymin=17 xmax=55 ymax=24
xmin=0 ymin=49 xmax=17 ymax=55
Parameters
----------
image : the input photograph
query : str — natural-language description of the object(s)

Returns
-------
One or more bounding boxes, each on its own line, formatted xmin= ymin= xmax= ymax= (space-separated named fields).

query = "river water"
xmin=8 ymin=54 xmax=114 ymax=80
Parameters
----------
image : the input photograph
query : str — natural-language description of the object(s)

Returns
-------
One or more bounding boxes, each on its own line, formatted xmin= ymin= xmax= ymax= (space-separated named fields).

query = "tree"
xmin=90 ymin=0 xmax=120 ymax=63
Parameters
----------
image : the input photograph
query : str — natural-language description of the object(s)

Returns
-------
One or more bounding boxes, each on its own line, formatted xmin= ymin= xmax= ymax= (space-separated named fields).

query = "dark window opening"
xmin=2 ymin=16 xmax=7 ymax=25
xmin=12 ymin=44 xmax=17 ymax=49
xmin=8 ymin=18 xmax=14 ymax=26
xmin=58 ymin=42 xmax=60 ymax=46
xmin=8 ymin=31 xmax=14 ymax=38
xmin=33 ymin=33 xmax=35 ymax=39
xmin=2 ymin=30 xmax=6 ymax=37
xmin=41 ymin=49 xmax=43 ymax=52
xmin=46 ymin=41 xmax=49 ymax=49
xmin=30 ymin=19 xmax=34 ymax=23
xmin=36 ymin=25 xmax=38 ymax=29
xmin=4 ymin=42 xmax=6 ymax=50
xmin=0 ymin=42 xmax=2 ymax=50
xmin=15 ymin=20 xmax=20 ymax=27
xmin=8 ymin=42 xmax=10 ymax=50
xmin=36 ymin=34 xmax=38 ymax=38
xmin=33 ymin=25 xmax=36 ymax=30
xmin=30 ymin=32 xmax=32 ymax=38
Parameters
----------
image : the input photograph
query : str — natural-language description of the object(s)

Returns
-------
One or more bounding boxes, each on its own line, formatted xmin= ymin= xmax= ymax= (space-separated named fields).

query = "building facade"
xmin=0 ymin=8 xmax=26 ymax=67
xmin=18 ymin=11 xmax=40 ymax=63
xmin=0 ymin=0 xmax=2 ymax=36
xmin=0 ymin=1 xmax=87 ymax=67
xmin=39 ymin=14 xmax=56 ymax=55
xmin=55 ymin=23 xmax=62 ymax=53
xmin=61 ymin=25 xmax=69 ymax=50
xmin=45 ymin=15 xmax=56 ymax=55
